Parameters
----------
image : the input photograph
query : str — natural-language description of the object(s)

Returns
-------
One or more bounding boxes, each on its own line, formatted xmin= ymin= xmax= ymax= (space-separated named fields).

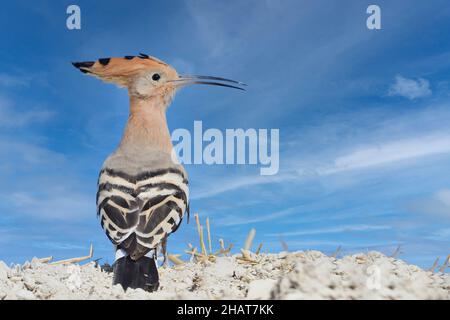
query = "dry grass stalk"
xmin=188 ymin=214 xmax=223 ymax=263
xmin=185 ymin=250 xmax=215 ymax=263
xmin=168 ymin=254 xmax=184 ymax=266
xmin=37 ymin=256 xmax=53 ymax=263
xmin=244 ymin=228 xmax=256 ymax=251
xmin=50 ymin=244 xmax=94 ymax=265
xmin=213 ymin=243 xmax=233 ymax=256
xmin=240 ymin=248 xmax=252 ymax=260
xmin=438 ymin=254 xmax=449 ymax=273
xmin=390 ymin=245 xmax=402 ymax=258
xmin=182 ymin=215 xmax=235 ymax=265
xmin=331 ymin=246 xmax=342 ymax=259
xmin=195 ymin=214 xmax=208 ymax=255
xmin=213 ymin=239 xmax=224 ymax=256
xmin=206 ymin=217 xmax=212 ymax=254
xmin=255 ymin=243 xmax=263 ymax=255
xmin=185 ymin=243 xmax=197 ymax=258
xmin=237 ymin=229 xmax=261 ymax=265
xmin=187 ymin=247 xmax=197 ymax=262
xmin=428 ymin=257 xmax=440 ymax=272
xmin=194 ymin=214 xmax=202 ymax=235
xmin=215 ymin=239 xmax=231 ymax=256
xmin=279 ymin=236 xmax=289 ymax=252
xmin=199 ymin=226 xmax=207 ymax=255
xmin=236 ymin=250 xmax=259 ymax=265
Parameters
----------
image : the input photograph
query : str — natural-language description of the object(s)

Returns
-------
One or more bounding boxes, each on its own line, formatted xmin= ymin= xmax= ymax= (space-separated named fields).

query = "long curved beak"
xmin=169 ymin=75 xmax=247 ymax=91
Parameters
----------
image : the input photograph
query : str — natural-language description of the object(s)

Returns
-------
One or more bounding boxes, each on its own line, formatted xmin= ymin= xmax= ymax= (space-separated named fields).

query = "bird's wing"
xmin=96 ymin=167 xmax=189 ymax=260
xmin=134 ymin=168 xmax=189 ymax=250
xmin=96 ymin=169 xmax=140 ymax=245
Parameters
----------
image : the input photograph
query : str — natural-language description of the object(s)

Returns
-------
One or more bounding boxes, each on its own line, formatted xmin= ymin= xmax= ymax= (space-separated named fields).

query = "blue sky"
xmin=0 ymin=0 xmax=449 ymax=269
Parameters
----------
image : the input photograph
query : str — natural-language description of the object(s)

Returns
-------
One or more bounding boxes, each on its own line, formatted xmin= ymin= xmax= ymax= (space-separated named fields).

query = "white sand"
xmin=0 ymin=251 xmax=448 ymax=300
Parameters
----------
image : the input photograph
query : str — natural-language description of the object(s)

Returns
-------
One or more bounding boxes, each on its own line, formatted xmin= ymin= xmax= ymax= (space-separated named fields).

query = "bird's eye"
xmin=152 ymin=73 xmax=161 ymax=81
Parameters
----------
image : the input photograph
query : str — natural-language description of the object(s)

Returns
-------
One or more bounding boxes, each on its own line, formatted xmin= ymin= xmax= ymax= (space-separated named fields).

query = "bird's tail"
xmin=112 ymin=255 xmax=159 ymax=292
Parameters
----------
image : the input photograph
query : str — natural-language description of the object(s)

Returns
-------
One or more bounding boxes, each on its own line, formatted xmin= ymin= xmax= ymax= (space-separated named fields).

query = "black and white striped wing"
xmin=135 ymin=169 xmax=189 ymax=249
xmin=96 ymin=169 xmax=139 ymax=245
xmin=96 ymin=168 xmax=188 ymax=257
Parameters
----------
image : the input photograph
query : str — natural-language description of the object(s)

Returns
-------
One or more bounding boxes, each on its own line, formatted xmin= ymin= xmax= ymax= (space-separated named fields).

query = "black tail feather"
xmin=112 ymin=255 xmax=159 ymax=292
xmin=118 ymin=233 xmax=152 ymax=261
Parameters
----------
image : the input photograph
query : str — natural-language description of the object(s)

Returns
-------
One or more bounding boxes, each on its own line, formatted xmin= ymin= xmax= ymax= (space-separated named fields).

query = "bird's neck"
xmin=118 ymin=96 xmax=173 ymax=155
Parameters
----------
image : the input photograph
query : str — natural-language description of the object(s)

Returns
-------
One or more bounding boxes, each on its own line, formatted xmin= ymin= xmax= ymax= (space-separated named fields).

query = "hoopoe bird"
xmin=72 ymin=53 xmax=244 ymax=292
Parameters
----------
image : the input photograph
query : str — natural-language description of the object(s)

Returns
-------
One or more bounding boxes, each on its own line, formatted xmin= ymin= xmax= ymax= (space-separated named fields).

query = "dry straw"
xmin=32 ymin=214 xmax=267 ymax=268
xmin=30 ymin=216 xmax=450 ymax=275
xmin=438 ymin=254 xmax=449 ymax=273
xmin=48 ymin=244 xmax=93 ymax=265
xmin=183 ymin=213 xmax=233 ymax=264
xmin=428 ymin=257 xmax=440 ymax=272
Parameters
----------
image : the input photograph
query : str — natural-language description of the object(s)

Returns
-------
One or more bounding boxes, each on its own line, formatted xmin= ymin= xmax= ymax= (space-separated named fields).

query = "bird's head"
xmin=72 ymin=53 xmax=245 ymax=107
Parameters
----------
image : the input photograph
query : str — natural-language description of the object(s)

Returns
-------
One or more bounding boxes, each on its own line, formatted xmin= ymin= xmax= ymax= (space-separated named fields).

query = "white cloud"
xmin=189 ymin=100 xmax=450 ymax=200
xmin=32 ymin=241 xmax=89 ymax=251
xmin=0 ymin=73 xmax=30 ymax=87
xmin=428 ymin=228 xmax=450 ymax=240
xmin=407 ymin=188 xmax=450 ymax=219
xmin=190 ymin=131 xmax=450 ymax=200
xmin=0 ymin=136 xmax=92 ymax=222
xmin=0 ymin=97 xmax=54 ymax=128
xmin=262 ymin=239 xmax=344 ymax=249
xmin=191 ymin=172 xmax=296 ymax=200
xmin=190 ymin=133 xmax=450 ymax=200
xmin=388 ymin=75 xmax=432 ymax=99
xmin=0 ymin=72 xmax=53 ymax=128
xmin=0 ymin=72 xmax=49 ymax=88
xmin=4 ymin=191 xmax=94 ymax=221
xmin=320 ymin=133 xmax=450 ymax=174
xmin=436 ymin=189 xmax=450 ymax=206
xmin=214 ymin=205 xmax=302 ymax=226
xmin=267 ymin=224 xmax=391 ymax=237
xmin=0 ymin=139 xmax=65 ymax=167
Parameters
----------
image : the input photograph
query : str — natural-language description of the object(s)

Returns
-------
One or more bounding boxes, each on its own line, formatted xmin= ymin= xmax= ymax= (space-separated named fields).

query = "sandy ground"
xmin=0 ymin=250 xmax=448 ymax=300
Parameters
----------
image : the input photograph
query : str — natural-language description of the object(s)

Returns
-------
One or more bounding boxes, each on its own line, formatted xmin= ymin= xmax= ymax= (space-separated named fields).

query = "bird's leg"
xmin=161 ymin=237 xmax=169 ymax=268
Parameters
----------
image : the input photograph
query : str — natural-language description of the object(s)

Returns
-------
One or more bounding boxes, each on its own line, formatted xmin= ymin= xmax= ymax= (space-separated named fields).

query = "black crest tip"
xmin=98 ymin=58 xmax=111 ymax=66
xmin=72 ymin=61 xmax=95 ymax=73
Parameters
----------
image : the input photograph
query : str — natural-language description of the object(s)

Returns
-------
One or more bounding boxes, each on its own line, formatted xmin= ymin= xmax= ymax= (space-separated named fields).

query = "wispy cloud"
xmin=319 ymin=133 xmax=450 ymax=174
xmin=3 ymin=191 xmax=94 ymax=221
xmin=0 ymin=136 xmax=92 ymax=222
xmin=192 ymin=132 xmax=450 ymax=200
xmin=214 ymin=205 xmax=302 ymax=226
xmin=0 ymin=139 xmax=65 ymax=168
xmin=267 ymin=224 xmax=391 ymax=237
xmin=407 ymin=188 xmax=450 ymax=219
xmin=388 ymin=75 xmax=432 ymax=100
xmin=191 ymin=172 xmax=296 ymax=200
xmin=32 ymin=241 xmax=89 ymax=251
xmin=189 ymin=98 xmax=450 ymax=200
xmin=427 ymin=228 xmax=450 ymax=241
xmin=0 ymin=72 xmax=49 ymax=88
xmin=0 ymin=73 xmax=30 ymax=87
xmin=0 ymin=96 xmax=54 ymax=128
